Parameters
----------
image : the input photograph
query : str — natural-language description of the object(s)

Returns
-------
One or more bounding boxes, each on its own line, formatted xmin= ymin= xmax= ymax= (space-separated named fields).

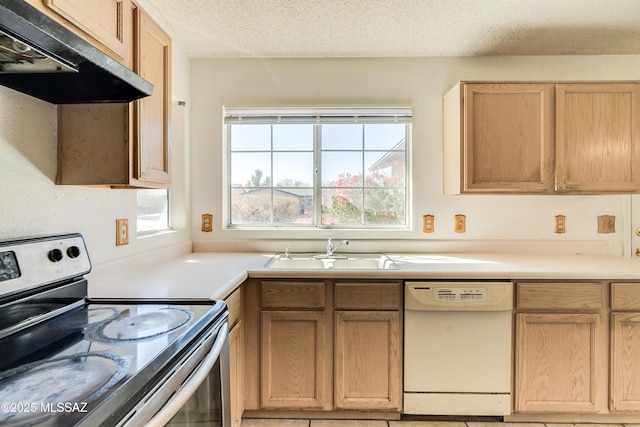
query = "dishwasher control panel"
xmin=405 ymin=281 xmax=513 ymax=311
xmin=434 ymin=287 xmax=487 ymax=302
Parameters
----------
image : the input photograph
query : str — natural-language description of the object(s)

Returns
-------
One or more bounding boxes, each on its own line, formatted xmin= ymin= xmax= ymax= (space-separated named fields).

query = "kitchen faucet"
xmin=326 ymin=238 xmax=349 ymax=257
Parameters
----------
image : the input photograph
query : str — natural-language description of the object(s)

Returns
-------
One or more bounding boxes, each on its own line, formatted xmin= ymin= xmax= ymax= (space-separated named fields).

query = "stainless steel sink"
xmin=266 ymin=253 xmax=399 ymax=270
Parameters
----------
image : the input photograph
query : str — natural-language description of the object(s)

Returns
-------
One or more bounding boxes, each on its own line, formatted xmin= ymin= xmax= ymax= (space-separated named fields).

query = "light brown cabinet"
xmin=244 ymin=279 xmax=401 ymax=415
xmin=261 ymin=310 xmax=329 ymax=409
xmin=25 ymin=0 xmax=132 ymax=65
xmin=226 ymin=288 xmax=244 ymax=427
xmin=514 ymin=282 xmax=607 ymax=414
xmin=444 ymin=81 xmax=640 ymax=194
xmin=334 ymin=282 xmax=401 ymax=411
xmin=56 ymin=5 xmax=171 ymax=188
xmin=610 ymin=283 xmax=640 ymax=412
xmin=556 ymin=83 xmax=640 ymax=192
xmin=259 ymin=281 xmax=330 ymax=410
xmin=443 ymin=83 xmax=555 ymax=193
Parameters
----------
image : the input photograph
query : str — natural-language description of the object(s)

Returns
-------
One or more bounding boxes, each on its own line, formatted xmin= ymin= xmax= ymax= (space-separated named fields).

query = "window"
xmin=225 ymin=107 xmax=411 ymax=228
xmin=137 ymin=189 xmax=170 ymax=233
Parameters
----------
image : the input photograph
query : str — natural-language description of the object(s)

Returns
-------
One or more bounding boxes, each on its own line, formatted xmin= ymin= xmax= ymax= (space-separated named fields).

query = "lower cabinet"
xmin=261 ymin=310 xmax=329 ymax=409
xmin=514 ymin=282 xmax=607 ymax=414
xmin=610 ymin=283 xmax=640 ymax=412
xmin=226 ymin=288 xmax=244 ymax=427
xmin=515 ymin=312 xmax=603 ymax=413
xmin=248 ymin=279 xmax=401 ymax=413
xmin=334 ymin=310 xmax=400 ymax=410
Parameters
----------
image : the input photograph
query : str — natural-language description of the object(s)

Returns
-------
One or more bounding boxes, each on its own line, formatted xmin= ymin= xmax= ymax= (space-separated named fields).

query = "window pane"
xmin=230 ymin=153 xmax=271 ymax=187
xmin=364 ymin=188 xmax=405 ymax=225
xmin=322 ymin=124 xmax=363 ymax=150
xmin=322 ymin=151 xmax=363 ymax=186
xmin=273 ymin=124 xmax=313 ymax=151
xmin=230 ymin=125 xmax=271 ymax=151
xmin=274 ymin=188 xmax=313 ymax=224
xmin=365 ymin=151 xmax=406 ymax=187
xmin=273 ymin=152 xmax=314 ymax=187
xmin=321 ymin=188 xmax=363 ymax=225
xmin=364 ymin=124 xmax=406 ymax=150
xmin=231 ymin=189 xmax=271 ymax=224
xmin=137 ymin=189 xmax=169 ymax=233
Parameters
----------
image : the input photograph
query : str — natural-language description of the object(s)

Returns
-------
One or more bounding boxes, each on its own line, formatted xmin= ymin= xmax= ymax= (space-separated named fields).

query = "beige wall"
xmin=189 ymin=55 xmax=640 ymax=255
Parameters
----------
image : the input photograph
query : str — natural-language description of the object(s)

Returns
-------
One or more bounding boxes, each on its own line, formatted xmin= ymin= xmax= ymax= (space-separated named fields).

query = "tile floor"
xmin=240 ymin=420 xmax=640 ymax=427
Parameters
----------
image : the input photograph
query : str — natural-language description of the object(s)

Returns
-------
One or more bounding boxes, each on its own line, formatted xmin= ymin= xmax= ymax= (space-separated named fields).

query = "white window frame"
xmin=224 ymin=106 xmax=412 ymax=230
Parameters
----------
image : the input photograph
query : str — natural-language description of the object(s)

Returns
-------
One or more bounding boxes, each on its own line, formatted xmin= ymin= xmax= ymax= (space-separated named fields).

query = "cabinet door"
xmin=261 ymin=311 xmax=328 ymax=409
xmin=462 ymin=83 xmax=555 ymax=193
xmin=334 ymin=311 xmax=401 ymax=411
xmin=135 ymin=7 xmax=171 ymax=185
xmin=515 ymin=313 xmax=604 ymax=413
xmin=229 ymin=321 xmax=244 ymax=427
xmin=556 ymin=83 xmax=640 ymax=192
xmin=44 ymin=0 xmax=132 ymax=64
xmin=611 ymin=312 xmax=640 ymax=412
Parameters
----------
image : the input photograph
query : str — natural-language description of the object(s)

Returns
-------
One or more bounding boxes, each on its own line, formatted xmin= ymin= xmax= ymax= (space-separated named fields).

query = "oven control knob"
xmin=67 ymin=246 xmax=81 ymax=259
xmin=48 ymin=248 xmax=64 ymax=262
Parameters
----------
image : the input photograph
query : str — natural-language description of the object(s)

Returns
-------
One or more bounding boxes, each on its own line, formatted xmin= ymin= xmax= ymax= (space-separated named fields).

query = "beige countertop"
xmin=88 ymin=251 xmax=640 ymax=301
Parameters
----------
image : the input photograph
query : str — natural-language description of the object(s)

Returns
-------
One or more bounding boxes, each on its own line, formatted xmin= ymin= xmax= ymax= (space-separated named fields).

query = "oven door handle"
xmin=147 ymin=322 xmax=229 ymax=426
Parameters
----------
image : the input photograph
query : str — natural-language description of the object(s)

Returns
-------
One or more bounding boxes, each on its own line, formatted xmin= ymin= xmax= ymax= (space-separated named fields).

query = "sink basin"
xmin=266 ymin=253 xmax=399 ymax=270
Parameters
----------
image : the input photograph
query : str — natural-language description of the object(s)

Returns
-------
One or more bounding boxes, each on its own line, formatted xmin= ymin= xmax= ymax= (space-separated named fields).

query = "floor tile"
xmin=241 ymin=419 xmax=309 ymax=427
xmin=389 ymin=422 xmax=465 ymax=427
xmin=311 ymin=420 xmax=388 ymax=427
xmin=574 ymin=424 xmax=625 ymax=427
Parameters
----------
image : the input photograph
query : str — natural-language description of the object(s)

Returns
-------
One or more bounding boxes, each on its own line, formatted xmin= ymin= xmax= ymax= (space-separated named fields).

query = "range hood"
xmin=0 ymin=0 xmax=153 ymax=104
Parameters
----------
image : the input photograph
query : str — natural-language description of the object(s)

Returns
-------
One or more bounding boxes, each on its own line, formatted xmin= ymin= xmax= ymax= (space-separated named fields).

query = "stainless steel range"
xmin=0 ymin=233 xmax=231 ymax=426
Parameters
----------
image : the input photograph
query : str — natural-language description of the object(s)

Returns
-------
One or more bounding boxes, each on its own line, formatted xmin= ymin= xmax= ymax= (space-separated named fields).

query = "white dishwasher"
xmin=404 ymin=281 xmax=513 ymax=416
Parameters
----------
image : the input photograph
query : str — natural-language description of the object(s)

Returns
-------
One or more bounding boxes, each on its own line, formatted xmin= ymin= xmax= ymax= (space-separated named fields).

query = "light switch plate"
xmin=454 ymin=214 xmax=466 ymax=233
xmin=597 ymin=215 xmax=615 ymax=233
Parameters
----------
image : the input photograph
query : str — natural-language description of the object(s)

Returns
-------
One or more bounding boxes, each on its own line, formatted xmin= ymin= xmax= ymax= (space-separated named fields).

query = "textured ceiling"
xmin=144 ymin=0 xmax=640 ymax=58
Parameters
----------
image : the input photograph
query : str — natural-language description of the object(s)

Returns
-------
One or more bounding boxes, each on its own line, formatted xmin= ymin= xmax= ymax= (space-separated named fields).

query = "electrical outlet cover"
xmin=202 ymin=214 xmax=213 ymax=232
xmin=116 ymin=218 xmax=129 ymax=246
xmin=423 ymin=215 xmax=434 ymax=233
xmin=554 ymin=215 xmax=566 ymax=234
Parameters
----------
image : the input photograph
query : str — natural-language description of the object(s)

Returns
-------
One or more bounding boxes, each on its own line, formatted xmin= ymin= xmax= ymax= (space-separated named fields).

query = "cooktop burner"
xmin=86 ymin=307 xmax=193 ymax=343
xmin=0 ymin=352 xmax=129 ymax=426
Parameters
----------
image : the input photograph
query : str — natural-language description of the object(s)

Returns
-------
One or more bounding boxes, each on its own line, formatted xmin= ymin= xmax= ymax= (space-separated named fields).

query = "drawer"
xmin=225 ymin=287 xmax=242 ymax=329
xmin=611 ymin=282 xmax=640 ymax=310
xmin=517 ymin=282 xmax=603 ymax=310
xmin=261 ymin=281 xmax=325 ymax=310
xmin=335 ymin=282 xmax=400 ymax=310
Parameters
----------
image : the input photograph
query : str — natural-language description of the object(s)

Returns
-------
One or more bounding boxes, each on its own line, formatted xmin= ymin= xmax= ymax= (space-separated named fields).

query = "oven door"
xmin=119 ymin=319 xmax=231 ymax=427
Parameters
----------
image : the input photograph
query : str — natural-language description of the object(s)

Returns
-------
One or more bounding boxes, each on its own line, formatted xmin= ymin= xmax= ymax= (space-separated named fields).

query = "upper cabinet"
xmin=25 ymin=0 xmax=133 ymax=66
xmin=443 ymin=81 xmax=640 ymax=194
xmin=443 ymin=83 xmax=555 ymax=193
xmin=134 ymin=6 xmax=172 ymax=185
xmin=56 ymin=4 xmax=172 ymax=188
xmin=556 ymin=83 xmax=640 ymax=192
